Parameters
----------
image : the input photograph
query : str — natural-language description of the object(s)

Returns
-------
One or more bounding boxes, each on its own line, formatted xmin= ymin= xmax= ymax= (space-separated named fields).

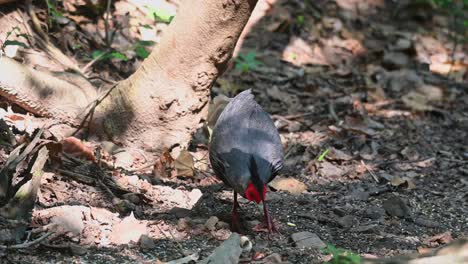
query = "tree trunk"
xmin=93 ymin=0 xmax=258 ymax=152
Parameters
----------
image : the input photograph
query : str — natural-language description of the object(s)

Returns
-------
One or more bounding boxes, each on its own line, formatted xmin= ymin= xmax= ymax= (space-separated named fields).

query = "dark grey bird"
xmin=209 ymin=89 xmax=284 ymax=232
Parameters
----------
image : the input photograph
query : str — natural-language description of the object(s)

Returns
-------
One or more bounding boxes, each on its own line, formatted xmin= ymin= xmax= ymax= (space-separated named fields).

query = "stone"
xmin=291 ymin=232 xmax=326 ymax=249
xmin=383 ymin=195 xmax=411 ymax=218
xmin=139 ymin=235 xmax=156 ymax=250
xmin=70 ymin=244 xmax=87 ymax=255
xmin=363 ymin=206 xmax=385 ymax=219
xmin=383 ymin=52 xmax=409 ymax=69
xmin=205 ymin=216 xmax=219 ymax=231
xmin=337 ymin=215 xmax=355 ymax=228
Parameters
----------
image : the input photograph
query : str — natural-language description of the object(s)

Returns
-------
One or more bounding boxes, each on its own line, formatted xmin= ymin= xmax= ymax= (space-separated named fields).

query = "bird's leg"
xmin=231 ymin=191 xmax=241 ymax=232
xmin=262 ymin=199 xmax=277 ymax=232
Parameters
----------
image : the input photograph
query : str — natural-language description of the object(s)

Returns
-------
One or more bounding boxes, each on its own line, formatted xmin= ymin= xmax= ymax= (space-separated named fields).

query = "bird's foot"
xmin=252 ymin=218 xmax=278 ymax=233
xmin=230 ymin=211 xmax=242 ymax=233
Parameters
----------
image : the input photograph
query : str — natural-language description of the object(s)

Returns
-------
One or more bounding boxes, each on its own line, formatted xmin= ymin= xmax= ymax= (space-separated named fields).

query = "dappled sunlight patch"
xmin=282 ymin=36 xmax=367 ymax=67
xmin=335 ymin=0 xmax=385 ymax=13
xmin=415 ymin=35 xmax=467 ymax=76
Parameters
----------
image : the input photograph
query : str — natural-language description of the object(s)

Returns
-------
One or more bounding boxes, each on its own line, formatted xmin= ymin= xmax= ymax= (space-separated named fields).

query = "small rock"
xmin=363 ymin=206 xmax=385 ymax=219
xmin=139 ymin=235 xmax=156 ymax=250
xmin=216 ymin=221 xmax=230 ymax=229
xmin=391 ymin=38 xmax=412 ymax=51
xmin=51 ymin=210 xmax=84 ymax=235
xmin=169 ymin=207 xmax=192 ymax=218
xmin=413 ymin=217 xmax=440 ymax=228
xmin=291 ymin=232 xmax=326 ymax=249
xmin=383 ymin=52 xmax=410 ymax=69
xmin=383 ymin=195 xmax=411 ymax=218
xmin=126 ymin=175 xmax=140 ymax=187
xmin=332 ymin=207 xmax=347 ymax=217
xmin=70 ymin=244 xmax=87 ymax=255
xmin=337 ymin=215 xmax=355 ymax=228
xmin=287 ymin=121 xmax=301 ymax=132
xmin=177 ymin=218 xmax=192 ymax=231
xmin=205 ymin=216 xmax=219 ymax=231
xmin=199 ymin=233 xmax=242 ymax=264
xmin=114 ymin=151 xmax=135 ymax=168
xmin=122 ymin=193 xmax=141 ymax=204
xmin=349 ymin=189 xmax=369 ymax=201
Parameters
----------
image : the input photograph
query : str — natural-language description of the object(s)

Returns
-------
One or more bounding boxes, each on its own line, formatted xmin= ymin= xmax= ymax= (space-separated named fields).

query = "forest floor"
xmin=0 ymin=0 xmax=467 ymax=263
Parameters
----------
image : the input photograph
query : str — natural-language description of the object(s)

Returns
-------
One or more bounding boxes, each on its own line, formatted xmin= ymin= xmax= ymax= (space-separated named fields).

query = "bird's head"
xmin=243 ymin=156 xmax=269 ymax=204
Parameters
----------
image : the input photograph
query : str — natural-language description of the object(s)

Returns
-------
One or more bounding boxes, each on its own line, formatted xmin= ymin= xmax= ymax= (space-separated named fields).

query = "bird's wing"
xmin=209 ymin=149 xmax=231 ymax=187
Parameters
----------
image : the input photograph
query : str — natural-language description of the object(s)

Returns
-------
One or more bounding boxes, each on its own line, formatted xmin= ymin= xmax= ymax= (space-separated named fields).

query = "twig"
xmin=441 ymin=157 xmax=468 ymax=164
xmin=361 ymin=160 xmax=379 ymax=183
xmin=154 ymin=222 xmax=185 ymax=256
xmin=57 ymin=169 xmax=95 ymax=184
xmin=377 ymin=157 xmax=435 ymax=167
xmin=104 ymin=0 xmax=112 ymax=48
xmin=328 ymin=101 xmax=340 ymax=123
xmin=97 ymin=179 xmax=116 ymax=199
xmin=0 ymin=232 xmax=52 ymax=249
xmin=72 ymin=83 xmax=118 ymax=137
xmin=81 ymin=51 xmax=109 ymax=74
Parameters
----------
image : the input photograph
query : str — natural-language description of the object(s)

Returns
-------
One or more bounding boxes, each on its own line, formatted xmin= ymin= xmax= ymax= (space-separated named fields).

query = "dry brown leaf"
xmin=269 ymin=177 xmax=307 ymax=195
xmin=175 ymin=150 xmax=194 ymax=177
xmin=390 ymin=176 xmax=416 ymax=189
xmin=153 ymin=148 xmax=175 ymax=178
xmin=318 ymin=161 xmax=347 ymax=178
xmin=327 ymin=147 xmax=353 ymax=161
xmin=282 ymin=37 xmax=328 ymax=66
xmin=61 ymin=137 xmax=96 ymax=162
xmin=423 ymin=232 xmax=454 ymax=247
xmin=342 ymin=116 xmax=378 ymax=137
xmin=109 ymin=212 xmax=147 ymax=245
xmin=402 ymin=91 xmax=433 ymax=111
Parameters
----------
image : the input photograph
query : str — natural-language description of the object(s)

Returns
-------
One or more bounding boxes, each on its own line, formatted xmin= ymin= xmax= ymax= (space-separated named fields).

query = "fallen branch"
xmin=0 ymin=232 xmax=53 ymax=249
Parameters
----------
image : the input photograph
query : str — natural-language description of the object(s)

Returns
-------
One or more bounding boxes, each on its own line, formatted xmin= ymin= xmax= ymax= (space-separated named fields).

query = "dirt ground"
xmin=0 ymin=0 xmax=467 ymax=263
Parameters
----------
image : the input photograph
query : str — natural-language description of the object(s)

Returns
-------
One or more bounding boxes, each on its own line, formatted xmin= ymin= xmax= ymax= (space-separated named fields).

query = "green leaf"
xmin=5 ymin=26 xmax=21 ymax=41
xmin=134 ymin=46 xmax=150 ymax=59
xmin=144 ymin=5 xmax=175 ymax=23
xmin=296 ymin=15 xmax=305 ymax=25
xmin=136 ymin=40 xmax=155 ymax=46
xmin=244 ymin=51 xmax=257 ymax=62
xmin=318 ymin=148 xmax=330 ymax=162
xmin=92 ymin=50 xmax=106 ymax=59
xmin=3 ymin=40 xmax=28 ymax=49
xmin=109 ymin=52 xmax=128 ymax=61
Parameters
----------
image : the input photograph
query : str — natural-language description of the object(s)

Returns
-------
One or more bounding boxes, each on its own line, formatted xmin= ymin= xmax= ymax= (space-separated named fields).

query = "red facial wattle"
xmin=245 ymin=182 xmax=267 ymax=204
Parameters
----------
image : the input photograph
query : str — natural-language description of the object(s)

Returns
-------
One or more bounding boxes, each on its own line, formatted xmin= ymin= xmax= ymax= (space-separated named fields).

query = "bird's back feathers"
xmin=209 ymin=89 xmax=284 ymax=193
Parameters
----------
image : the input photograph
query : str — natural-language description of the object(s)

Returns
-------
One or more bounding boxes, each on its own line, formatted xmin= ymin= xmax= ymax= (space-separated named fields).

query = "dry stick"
xmin=0 ymin=232 xmax=53 ymax=249
xmin=72 ymin=83 xmax=118 ymax=137
xmin=104 ymin=0 xmax=112 ymax=48
xmin=57 ymin=169 xmax=95 ymax=184
xmin=441 ymin=157 xmax=468 ymax=164
xmin=25 ymin=0 xmax=82 ymax=74
xmin=377 ymin=157 xmax=435 ymax=167
xmin=361 ymin=160 xmax=379 ymax=183
xmin=328 ymin=101 xmax=340 ymax=123
xmin=81 ymin=51 xmax=109 ymax=74
xmin=154 ymin=222 xmax=185 ymax=256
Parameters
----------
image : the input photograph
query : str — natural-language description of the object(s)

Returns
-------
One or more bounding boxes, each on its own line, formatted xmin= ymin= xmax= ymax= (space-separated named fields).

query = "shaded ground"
xmin=0 ymin=0 xmax=467 ymax=263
